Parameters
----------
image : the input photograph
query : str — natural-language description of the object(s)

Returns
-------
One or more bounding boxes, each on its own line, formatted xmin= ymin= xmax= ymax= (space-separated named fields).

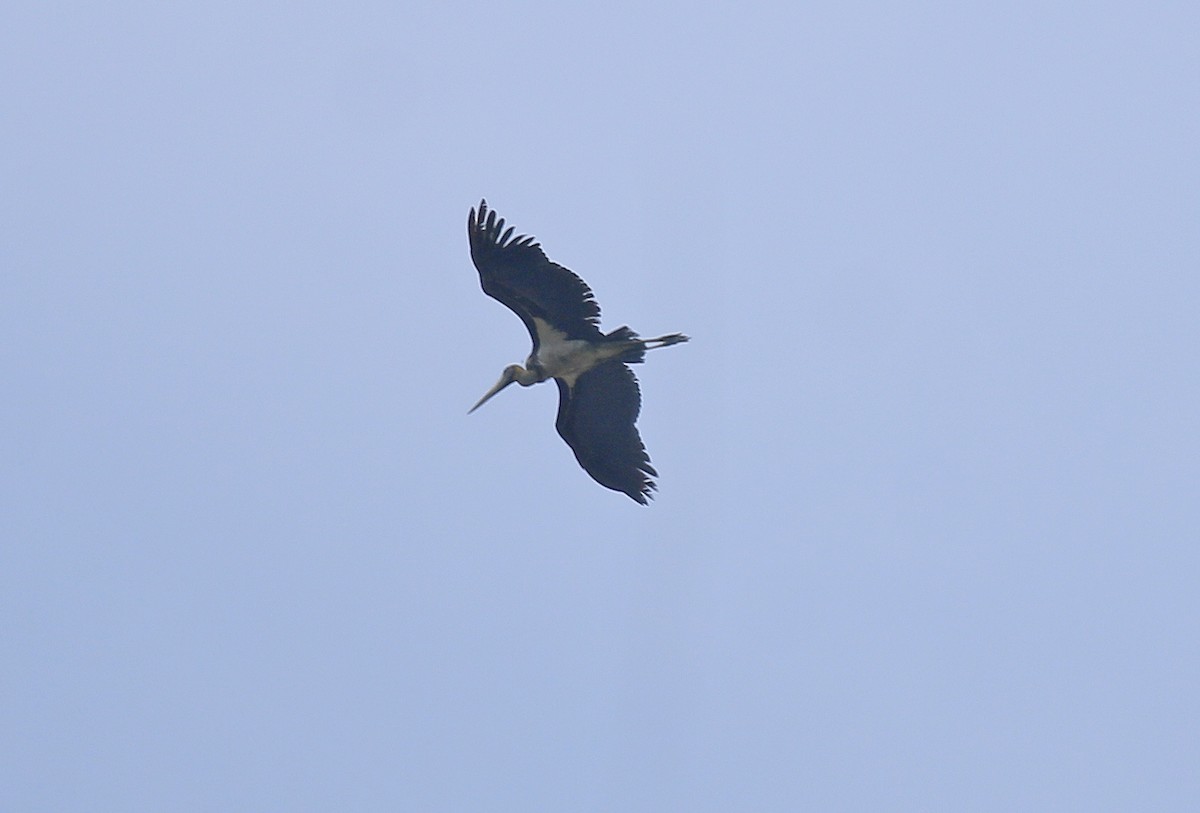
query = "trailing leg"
xmin=643 ymin=333 xmax=690 ymax=350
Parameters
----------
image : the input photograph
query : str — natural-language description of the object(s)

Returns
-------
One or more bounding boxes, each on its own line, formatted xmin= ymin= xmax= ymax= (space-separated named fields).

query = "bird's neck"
xmin=513 ymin=365 xmax=544 ymax=386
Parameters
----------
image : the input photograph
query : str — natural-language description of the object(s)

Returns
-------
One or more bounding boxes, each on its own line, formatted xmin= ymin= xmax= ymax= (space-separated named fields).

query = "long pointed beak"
xmin=469 ymin=372 xmax=515 ymax=414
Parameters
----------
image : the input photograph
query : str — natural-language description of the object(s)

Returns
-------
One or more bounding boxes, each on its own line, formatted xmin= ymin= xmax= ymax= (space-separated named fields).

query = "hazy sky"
xmin=4 ymin=2 xmax=1198 ymax=810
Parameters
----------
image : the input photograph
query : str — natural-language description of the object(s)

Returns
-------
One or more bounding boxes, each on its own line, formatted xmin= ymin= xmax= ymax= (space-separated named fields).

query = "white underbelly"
xmin=532 ymin=318 xmax=624 ymax=385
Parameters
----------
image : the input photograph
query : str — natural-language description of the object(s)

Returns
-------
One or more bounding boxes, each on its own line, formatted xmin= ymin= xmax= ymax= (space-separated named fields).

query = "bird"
xmin=466 ymin=200 xmax=688 ymax=504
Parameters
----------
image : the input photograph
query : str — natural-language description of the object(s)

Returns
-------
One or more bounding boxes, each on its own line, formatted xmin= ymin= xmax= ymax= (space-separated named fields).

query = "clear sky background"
xmin=3 ymin=2 xmax=1198 ymax=810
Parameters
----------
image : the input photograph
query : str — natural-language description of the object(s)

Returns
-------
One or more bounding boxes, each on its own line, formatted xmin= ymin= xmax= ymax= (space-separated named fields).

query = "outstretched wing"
xmin=555 ymin=361 xmax=658 ymax=504
xmin=468 ymin=200 xmax=605 ymax=347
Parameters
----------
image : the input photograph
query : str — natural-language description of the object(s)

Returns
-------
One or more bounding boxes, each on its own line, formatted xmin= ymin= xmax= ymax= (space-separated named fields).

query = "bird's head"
xmin=468 ymin=364 xmax=523 ymax=414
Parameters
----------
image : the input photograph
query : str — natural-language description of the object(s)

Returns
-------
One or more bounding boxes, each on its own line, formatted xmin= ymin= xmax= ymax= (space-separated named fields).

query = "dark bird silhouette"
xmin=467 ymin=200 xmax=688 ymax=503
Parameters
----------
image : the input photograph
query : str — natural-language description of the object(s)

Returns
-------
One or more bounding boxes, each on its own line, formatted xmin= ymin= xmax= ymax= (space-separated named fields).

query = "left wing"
xmin=468 ymin=200 xmax=605 ymax=347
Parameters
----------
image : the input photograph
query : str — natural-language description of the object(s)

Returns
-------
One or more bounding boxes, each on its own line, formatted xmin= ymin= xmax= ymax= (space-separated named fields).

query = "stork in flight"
xmin=467 ymin=200 xmax=688 ymax=504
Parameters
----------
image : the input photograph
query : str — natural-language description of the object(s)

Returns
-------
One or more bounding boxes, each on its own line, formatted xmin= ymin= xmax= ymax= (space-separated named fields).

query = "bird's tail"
xmin=605 ymin=327 xmax=689 ymax=364
xmin=605 ymin=326 xmax=647 ymax=363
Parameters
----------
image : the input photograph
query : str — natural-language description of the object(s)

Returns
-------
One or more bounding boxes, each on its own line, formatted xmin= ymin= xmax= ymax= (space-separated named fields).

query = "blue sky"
xmin=3 ymin=2 xmax=1198 ymax=810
